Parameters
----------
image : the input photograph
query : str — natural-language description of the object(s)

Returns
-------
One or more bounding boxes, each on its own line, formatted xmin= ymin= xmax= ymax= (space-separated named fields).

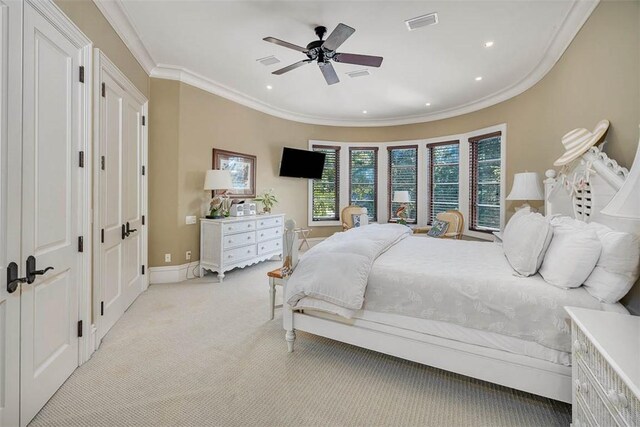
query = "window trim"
xmin=349 ymin=147 xmax=379 ymax=221
xmin=469 ymin=131 xmax=503 ymax=233
xmin=387 ymin=144 xmax=419 ymax=224
xmin=427 ymin=140 xmax=460 ymax=225
xmin=311 ymin=144 xmax=341 ymax=223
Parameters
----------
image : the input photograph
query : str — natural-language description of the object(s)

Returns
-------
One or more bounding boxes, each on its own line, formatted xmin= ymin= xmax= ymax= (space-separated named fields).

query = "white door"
xmin=20 ymin=3 xmax=85 ymax=423
xmin=97 ymin=54 xmax=146 ymax=342
xmin=0 ymin=1 xmax=22 ymax=425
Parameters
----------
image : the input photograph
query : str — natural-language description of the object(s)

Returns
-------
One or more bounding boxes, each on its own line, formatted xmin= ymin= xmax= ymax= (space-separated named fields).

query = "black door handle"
xmin=26 ymin=255 xmax=54 ymax=284
xmin=122 ymin=224 xmax=127 ymax=240
xmin=126 ymin=222 xmax=137 ymax=236
xmin=7 ymin=262 xmax=27 ymax=293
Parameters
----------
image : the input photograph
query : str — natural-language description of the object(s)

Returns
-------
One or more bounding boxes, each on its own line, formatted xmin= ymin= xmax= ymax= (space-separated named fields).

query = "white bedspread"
xmin=285 ymin=224 xmax=410 ymax=313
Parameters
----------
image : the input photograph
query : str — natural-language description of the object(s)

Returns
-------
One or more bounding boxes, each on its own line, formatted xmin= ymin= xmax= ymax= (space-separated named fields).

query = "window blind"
xmin=349 ymin=148 xmax=378 ymax=221
xmin=388 ymin=146 xmax=418 ymax=223
xmin=428 ymin=141 xmax=459 ymax=223
xmin=312 ymin=146 xmax=340 ymax=221
xmin=469 ymin=132 xmax=501 ymax=231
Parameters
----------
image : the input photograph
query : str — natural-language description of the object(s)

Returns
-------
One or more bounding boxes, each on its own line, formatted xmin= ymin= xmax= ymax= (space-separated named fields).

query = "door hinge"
xmin=79 ymin=151 xmax=84 ymax=168
xmin=77 ymin=320 xmax=83 ymax=337
xmin=142 ymin=115 xmax=146 ymax=126
xmin=100 ymin=301 xmax=104 ymax=316
xmin=101 ymin=82 xmax=106 ymax=97
xmin=141 ymin=265 xmax=145 ymax=275
xmin=101 ymin=229 xmax=105 ymax=243
xmin=142 ymin=215 xmax=145 ymax=225
xmin=141 ymin=165 xmax=145 ymax=176
xmin=79 ymin=66 xmax=84 ymax=83
xmin=101 ymin=156 xmax=105 ymax=170
xmin=78 ymin=236 xmax=84 ymax=253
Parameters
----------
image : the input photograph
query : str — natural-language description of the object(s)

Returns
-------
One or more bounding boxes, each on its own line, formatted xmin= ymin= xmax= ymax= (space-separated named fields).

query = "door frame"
xmin=92 ymin=49 xmax=148 ymax=350
xmin=25 ymin=0 xmax=94 ymax=365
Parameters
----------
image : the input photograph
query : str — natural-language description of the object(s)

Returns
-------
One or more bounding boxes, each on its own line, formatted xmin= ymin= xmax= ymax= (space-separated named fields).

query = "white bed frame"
xmin=282 ymin=142 xmax=640 ymax=403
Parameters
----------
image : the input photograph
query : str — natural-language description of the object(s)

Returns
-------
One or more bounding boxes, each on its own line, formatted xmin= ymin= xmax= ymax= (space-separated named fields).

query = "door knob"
xmin=6 ymin=262 xmax=27 ymax=293
xmin=25 ymin=255 xmax=54 ymax=284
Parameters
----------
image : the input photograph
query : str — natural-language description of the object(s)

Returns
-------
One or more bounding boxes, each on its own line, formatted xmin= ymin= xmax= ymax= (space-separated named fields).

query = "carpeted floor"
xmin=31 ymin=257 xmax=571 ymax=426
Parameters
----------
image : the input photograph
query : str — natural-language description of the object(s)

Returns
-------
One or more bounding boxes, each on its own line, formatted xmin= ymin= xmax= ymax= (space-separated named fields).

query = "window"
xmin=311 ymin=146 xmax=340 ymax=221
xmin=349 ymin=148 xmax=378 ymax=221
xmin=388 ymin=146 xmax=418 ymax=223
xmin=470 ymin=132 xmax=502 ymax=231
xmin=428 ymin=141 xmax=459 ymax=223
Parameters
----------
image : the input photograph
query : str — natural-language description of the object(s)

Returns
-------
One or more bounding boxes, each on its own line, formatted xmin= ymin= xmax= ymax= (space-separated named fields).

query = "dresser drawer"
xmin=258 ymin=238 xmax=281 ymax=255
xmin=224 ymin=231 xmax=256 ymax=249
xmin=575 ymin=359 xmax=620 ymax=426
xmin=223 ymin=220 xmax=256 ymax=234
xmin=223 ymin=245 xmax=257 ymax=263
xmin=257 ymin=226 xmax=281 ymax=242
xmin=256 ymin=216 xmax=282 ymax=229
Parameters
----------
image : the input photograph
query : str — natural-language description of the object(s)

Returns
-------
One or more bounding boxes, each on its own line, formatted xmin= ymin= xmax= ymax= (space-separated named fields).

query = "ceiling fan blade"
xmin=263 ymin=37 xmax=308 ymax=53
xmin=319 ymin=62 xmax=339 ymax=85
xmin=272 ymin=60 xmax=310 ymax=75
xmin=322 ymin=23 xmax=355 ymax=51
xmin=334 ymin=53 xmax=384 ymax=68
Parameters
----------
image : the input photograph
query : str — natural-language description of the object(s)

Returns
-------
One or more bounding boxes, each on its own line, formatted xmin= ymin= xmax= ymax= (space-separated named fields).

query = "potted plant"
xmin=255 ymin=189 xmax=278 ymax=214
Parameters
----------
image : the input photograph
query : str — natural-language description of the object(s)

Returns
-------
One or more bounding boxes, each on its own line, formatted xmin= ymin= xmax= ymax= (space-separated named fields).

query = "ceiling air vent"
xmin=405 ymin=12 xmax=438 ymax=31
xmin=256 ymin=55 xmax=280 ymax=66
xmin=346 ymin=69 xmax=370 ymax=78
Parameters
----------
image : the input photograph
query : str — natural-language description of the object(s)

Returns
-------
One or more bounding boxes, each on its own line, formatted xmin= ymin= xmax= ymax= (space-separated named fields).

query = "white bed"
xmin=282 ymin=143 xmax=640 ymax=403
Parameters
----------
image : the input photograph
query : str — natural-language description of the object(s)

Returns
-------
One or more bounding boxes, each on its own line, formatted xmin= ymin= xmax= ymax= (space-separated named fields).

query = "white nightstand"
xmin=565 ymin=307 xmax=639 ymax=427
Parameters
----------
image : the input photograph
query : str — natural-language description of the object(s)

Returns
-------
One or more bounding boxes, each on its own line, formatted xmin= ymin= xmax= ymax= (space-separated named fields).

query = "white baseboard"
xmin=149 ymin=261 xmax=200 ymax=284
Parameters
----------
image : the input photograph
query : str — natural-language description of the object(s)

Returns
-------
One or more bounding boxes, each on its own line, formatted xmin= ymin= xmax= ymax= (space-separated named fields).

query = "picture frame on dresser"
xmin=212 ymin=148 xmax=257 ymax=198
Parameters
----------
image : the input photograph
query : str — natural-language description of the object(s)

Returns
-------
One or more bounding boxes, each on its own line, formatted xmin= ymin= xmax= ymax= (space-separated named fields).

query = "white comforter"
xmin=285 ymin=224 xmax=410 ymax=313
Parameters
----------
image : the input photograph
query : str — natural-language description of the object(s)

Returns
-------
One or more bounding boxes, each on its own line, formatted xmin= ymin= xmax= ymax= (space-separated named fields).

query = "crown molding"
xmin=93 ymin=0 xmax=156 ymax=74
xmin=95 ymin=0 xmax=598 ymax=127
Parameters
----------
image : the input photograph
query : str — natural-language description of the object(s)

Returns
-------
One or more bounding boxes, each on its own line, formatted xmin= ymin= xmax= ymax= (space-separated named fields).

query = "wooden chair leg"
xmin=269 ymin=278 xmax=276 ymax=320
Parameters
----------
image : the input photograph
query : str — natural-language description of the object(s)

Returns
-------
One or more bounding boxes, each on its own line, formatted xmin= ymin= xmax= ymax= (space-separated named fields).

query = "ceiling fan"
xmin=263 ymin=23 xmax=383 ymax=85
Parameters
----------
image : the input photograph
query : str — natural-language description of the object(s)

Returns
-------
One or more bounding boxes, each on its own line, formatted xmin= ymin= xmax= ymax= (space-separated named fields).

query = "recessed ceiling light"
xmin=425 ymin=103 xmax=431 ymax=107
xmin=362 ymin=110 xmax=368 ymax=114
xmin=266 ymin=85 xmax=273 ymax=90
xmin=484 ymin=41 xmax=494 ymax=48
xmin=475 ymin=76 xmax=483 ymax=81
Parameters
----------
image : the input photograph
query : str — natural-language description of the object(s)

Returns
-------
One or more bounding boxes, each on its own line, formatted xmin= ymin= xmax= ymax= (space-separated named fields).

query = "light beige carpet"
xmin=31 ymin=258 xmax=571 ymax=426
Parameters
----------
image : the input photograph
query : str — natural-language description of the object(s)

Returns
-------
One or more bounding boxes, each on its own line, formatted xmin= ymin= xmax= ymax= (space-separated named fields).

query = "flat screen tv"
xmin=279 ymin=147 xmax=326 ymax=179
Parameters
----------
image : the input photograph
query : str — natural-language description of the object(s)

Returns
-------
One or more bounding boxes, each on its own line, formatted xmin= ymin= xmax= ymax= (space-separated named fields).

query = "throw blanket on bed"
xmin=286 ymin=224 xmax=410 ymax=315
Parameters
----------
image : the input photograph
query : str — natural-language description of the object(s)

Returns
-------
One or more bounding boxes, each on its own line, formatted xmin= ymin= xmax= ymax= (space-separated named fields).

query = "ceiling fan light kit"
xmin=263 ymin=23 xmax=384 ymax=85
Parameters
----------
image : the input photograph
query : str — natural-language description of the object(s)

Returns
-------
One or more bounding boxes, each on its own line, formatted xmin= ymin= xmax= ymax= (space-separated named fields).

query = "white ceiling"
xmin=101 ymin=0 xmax=598 ymax=126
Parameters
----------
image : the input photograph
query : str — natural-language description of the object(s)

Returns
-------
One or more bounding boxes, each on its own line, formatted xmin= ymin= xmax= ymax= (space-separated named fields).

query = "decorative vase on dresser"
xmin=200 ymin=213 xmax=285 ymax=282
xmin=566 ymin=307 xmax=639 ymax=427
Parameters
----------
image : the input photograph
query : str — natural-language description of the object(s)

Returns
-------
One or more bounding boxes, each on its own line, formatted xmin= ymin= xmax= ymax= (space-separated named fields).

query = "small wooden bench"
xmin=267 ymin=268 xmax=285 ymax=320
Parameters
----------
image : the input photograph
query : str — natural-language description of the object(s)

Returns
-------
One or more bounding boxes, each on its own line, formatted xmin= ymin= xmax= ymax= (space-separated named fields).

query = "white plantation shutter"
xmin=469 ymin=132 xmax=502 ymax=231
xmin=428 ymin=141 xmax=459 ymax=223
xmin=349 ymin=148 xmax=378 ymax=221
xmin=388 ymin=146 xmax=418 ymax=223
xmin=312 ymin=146 xmax=340 ymax=221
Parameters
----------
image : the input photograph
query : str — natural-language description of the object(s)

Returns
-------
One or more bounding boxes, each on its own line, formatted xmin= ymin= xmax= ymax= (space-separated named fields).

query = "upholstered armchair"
xmin=413 ymin=210 xmax=464 ymax=239
xmin=341 ymin=205 xmax=368 ymax=231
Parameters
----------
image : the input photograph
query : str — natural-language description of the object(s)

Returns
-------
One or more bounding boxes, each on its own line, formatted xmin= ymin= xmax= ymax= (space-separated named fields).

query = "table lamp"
xmin=506 ymin=172 xmax=544 ymax=211
xmin=204 ymin=170 xmax=233 ymax=218
xmin=393 ymin=190 xmax=411 ymax=224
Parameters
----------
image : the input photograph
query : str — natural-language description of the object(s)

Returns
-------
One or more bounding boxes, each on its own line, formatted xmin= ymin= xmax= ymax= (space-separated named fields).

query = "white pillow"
xmin=583 ymin=222 xmax=640 ymax=303
xmin=502 ymin=209 xmax=553 ymax=276
xmin=539 ymin=228 xmax=602 ymax=288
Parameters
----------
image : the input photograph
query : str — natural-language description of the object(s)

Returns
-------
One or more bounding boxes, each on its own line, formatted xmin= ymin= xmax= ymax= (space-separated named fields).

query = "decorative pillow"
xmin=539 ymin=228 xmax=602 ymax=288
xmin=583 ymin=222 xmax=640 ymax=303
xmin=427 ymin=219 xmax=449 ymax=237
xmin=502 ymin=209 xmax=553 ymax=276
xmin=351 ymin=213 xmax=369 ymax=228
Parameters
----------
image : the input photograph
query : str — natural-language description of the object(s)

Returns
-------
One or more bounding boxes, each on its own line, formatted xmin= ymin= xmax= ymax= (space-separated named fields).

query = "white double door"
xmin=96 ymin=53 xmax=147 ymax=343
xmin=0 ymin=1 xmax=91 ymax=426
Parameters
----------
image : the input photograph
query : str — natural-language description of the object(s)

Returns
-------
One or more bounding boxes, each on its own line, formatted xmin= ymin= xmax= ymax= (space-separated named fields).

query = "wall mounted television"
xmin=279 ymin=147 xmax=326 ymax=179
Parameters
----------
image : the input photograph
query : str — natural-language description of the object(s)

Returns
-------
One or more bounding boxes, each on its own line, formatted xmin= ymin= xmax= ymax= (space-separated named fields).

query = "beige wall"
xmin=149 ymin=0 xmax=640 ymax=267
xmin=54 ymin=0 xmax=150 ymax=98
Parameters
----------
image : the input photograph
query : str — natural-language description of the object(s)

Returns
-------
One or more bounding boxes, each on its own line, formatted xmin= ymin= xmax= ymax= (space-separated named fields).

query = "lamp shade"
xmin=393 ymin=191 xmax=411 ymax=203
xmin=204 ymin=170 xmax=233 ymax=191
xmin=602 ymin=138 xmax=640 ymax=219
xmin=506 ymin=172 xmax=544 ymax=201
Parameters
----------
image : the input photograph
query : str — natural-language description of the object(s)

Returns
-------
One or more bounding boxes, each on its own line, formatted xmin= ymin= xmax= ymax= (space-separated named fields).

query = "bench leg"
xmin=269 ymin=278 xmax=276 ymax=320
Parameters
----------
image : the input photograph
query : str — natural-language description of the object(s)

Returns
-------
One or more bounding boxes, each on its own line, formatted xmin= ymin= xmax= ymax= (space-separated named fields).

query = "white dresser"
xmin=200 ymin=214 xmax=284 ymax=281
xmin=566 ymin=307 xmax=639 ymax=427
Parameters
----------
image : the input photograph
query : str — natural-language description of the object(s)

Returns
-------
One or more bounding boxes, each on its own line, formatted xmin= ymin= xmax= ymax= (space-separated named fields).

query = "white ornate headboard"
xmin=543 ymin=143 xmax=640 ymax=314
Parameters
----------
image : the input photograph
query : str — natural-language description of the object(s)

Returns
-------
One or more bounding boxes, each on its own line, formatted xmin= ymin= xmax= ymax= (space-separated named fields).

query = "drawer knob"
xmin=607 ymin=390 xmax=628 ymax=409
xmin=247 ymin=249 xmax=251 ymax=253
xmin=247 ymin=236 xmax=251 ymax=239
xmin=228 ymin=255 xmax=232 ymax=258
xmin=228 ymin=240 xmax=232 ymax=243
xmin=276 ymin=230 xmax=279 ymax=234
xmin=575 ymin=380 xmax=588 ymax=394
xmin=276 ymin=242 xmax=280 ymax=246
